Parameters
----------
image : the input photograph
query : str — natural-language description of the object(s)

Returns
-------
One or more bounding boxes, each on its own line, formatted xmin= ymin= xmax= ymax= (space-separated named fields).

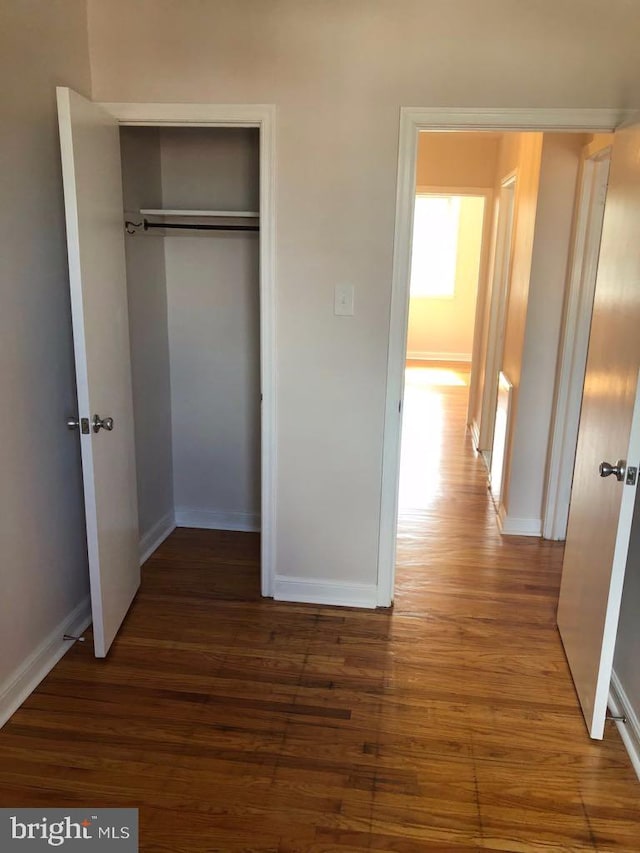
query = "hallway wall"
xmin=500 ymin=134 xmax=585 ymax=533
xmin=468 ymin=132 xmax=542 ymax=459
xmin=416 ymin=132 xmax=501 ymax=188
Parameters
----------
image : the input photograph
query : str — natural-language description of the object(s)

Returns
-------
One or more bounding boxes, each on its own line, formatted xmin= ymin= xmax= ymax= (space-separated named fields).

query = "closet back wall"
xmin=161 ymin=128 xmax=261 ymax=533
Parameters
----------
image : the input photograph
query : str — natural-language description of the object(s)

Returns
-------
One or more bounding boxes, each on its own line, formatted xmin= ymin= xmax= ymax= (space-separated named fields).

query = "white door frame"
xmin=476 ymin=172 xmax=516 ymax=463
xmin=465 ymin=188 xmax=496 ymax=436
xmin=377 ymin=107 xmax=630 ymax=607
xmin=100 ymin=101 xmax=277 ymax=598
xmin=542 ymin=141 xmax=612 ymax=540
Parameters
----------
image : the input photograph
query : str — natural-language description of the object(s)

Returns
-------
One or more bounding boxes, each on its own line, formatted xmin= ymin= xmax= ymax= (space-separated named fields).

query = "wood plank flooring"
xmin=1 ymin=362 xmax=637 ymax=851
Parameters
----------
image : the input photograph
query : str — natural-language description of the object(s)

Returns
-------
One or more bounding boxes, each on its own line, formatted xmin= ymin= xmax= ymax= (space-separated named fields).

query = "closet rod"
xmin=143 ymin=219 xmax=259 ymax=232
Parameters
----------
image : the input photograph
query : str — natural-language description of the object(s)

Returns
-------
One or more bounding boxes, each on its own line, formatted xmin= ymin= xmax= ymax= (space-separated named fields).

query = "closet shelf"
xmin=139 ymin=209 xmax=259 ymax=218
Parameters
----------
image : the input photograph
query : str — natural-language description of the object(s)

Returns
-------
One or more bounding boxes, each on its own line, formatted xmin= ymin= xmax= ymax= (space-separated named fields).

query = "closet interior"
xmin=119 ymin=126 xmax=261 ymax=561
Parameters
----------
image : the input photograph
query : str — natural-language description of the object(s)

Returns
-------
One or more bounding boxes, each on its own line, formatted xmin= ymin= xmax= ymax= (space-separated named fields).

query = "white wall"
xmin=160 ymin=128 xmax=261 ymax=530
xmin=86 ymin=0 xmax=640 ymax=589
xmin=503 ymin=134 xmax=585 ymax=533
xmin=0 ymin=0 xmax=92 ymax=721
xmin=120 ymin=128 xmax=174 ymax=551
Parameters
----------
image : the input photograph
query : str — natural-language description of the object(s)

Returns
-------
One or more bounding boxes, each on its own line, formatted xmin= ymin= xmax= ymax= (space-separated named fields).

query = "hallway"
xmin=0 ymin=363 xmax=638 ymax=850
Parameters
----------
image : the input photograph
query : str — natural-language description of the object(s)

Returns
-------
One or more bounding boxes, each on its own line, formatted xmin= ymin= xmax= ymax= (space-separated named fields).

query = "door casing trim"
xmin=100 ymin=101 xmax=277 ymax=598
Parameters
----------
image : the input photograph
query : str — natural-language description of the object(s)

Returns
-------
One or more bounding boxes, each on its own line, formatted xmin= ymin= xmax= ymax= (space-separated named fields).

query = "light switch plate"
xmin=334 ymin=284 xmax=355 ymax=316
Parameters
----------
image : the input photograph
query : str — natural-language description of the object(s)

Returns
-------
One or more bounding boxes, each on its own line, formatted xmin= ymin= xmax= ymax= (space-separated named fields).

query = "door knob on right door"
xmin=599 ymin=459 xmax=626 ymax=481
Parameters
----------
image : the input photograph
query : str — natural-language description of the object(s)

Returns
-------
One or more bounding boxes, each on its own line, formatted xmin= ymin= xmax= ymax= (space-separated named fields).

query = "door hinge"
xmin=626 ymin=466 xmax=637 ymax=486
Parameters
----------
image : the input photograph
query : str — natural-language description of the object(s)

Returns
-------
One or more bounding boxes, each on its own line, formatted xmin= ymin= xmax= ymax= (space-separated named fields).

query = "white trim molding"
xmin=477 ymin=173 xmax=517 ymax=456
xmin=0 ymin=596 xmax=92 ymax=729
xmin=416 ymin=184 xmax=493 ymax=197
xmin=396 ymin=107 xmax=633 ymax=133
xmin=377 ymin=107 xmax=627 ymax=607
xmin=175 ymin=508 xmax=260 ymax=533
xmin=100 ymin=102 xmax=276 ymax=127
xmin=469 ymin=420 xmax=481 ymax=451
xmin=139 ymin=511 xmax=176 ymax=565
xmin=99 ymin=101 xmax=277 ymax=599
xmin=274 ymin=576 xmax=377 ymax=609
xmin=609 ymin=670 xmax=640 ymax=782
xmin=407 ymin=351 xmax=471 ymax=362
xmin=497 ymin=504 xmax=542 ymax=537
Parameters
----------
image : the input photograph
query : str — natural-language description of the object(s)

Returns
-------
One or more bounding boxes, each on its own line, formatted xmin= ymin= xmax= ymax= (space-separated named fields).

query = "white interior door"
xmin=557 ymin=117 xmax=640 ymax=739
xmin=57 ymin=87 xmax=139 ymax=658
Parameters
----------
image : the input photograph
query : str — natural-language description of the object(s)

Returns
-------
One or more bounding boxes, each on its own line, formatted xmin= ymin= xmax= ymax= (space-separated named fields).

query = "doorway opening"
xmin=387 ymin=125 xmax=615 ymax=606
xmin=399 ymin=190 xmax=486 ymax=512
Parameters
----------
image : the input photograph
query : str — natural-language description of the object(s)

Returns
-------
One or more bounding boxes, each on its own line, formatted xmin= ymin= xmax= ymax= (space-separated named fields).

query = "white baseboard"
xmin=0 ymin=595 xmax=92 ymax=729
xmin=609 ymin=670 xmax=640 ymax=782
xmin=274 ymin=576 xmax=377 ymax=609
xmin=469 ymin=420 xmax=480 ymax=450
xmin=139 ymin=511 xmax=176 ymax=565
xmin=497 ymin=504 xmax=542 ymax=537
xmin=407 ymin=351 xmax=472 ymax=363
xmin=175 ymin=507 xmax=260 ymax=533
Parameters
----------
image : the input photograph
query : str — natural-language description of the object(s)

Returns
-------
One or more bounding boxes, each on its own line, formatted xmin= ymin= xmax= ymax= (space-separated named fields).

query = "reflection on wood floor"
xmin=0 ymin=360 xmax=638 ymax=851
xmin=396 ymin=360 xmax=515 ymax=606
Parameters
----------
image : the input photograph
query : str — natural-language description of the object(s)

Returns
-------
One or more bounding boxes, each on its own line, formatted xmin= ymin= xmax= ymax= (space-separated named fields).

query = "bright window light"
xmin=410 ymin=195 xmax=461 ymax=298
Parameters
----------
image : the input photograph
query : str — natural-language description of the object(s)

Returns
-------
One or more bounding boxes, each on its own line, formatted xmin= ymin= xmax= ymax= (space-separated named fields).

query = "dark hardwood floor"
xmin=0 ymin=363 xmax=637 ymax=851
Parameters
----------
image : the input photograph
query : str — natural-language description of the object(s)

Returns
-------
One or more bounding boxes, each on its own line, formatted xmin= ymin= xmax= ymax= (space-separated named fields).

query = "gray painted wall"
xmin=0 ymin=1 xmax=91 ymax=704
xmin=160 ymin=128 xmax=261 ymax=529
xmin=120 ymin=128 xmax=174 ymax=547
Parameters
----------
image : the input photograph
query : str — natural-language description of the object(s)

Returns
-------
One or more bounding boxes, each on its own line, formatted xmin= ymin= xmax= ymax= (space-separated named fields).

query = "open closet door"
xmin=57 ymin=87 xmax=139 ymax=657
xmin=557 ymin=116 xmax=640 ymax=738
